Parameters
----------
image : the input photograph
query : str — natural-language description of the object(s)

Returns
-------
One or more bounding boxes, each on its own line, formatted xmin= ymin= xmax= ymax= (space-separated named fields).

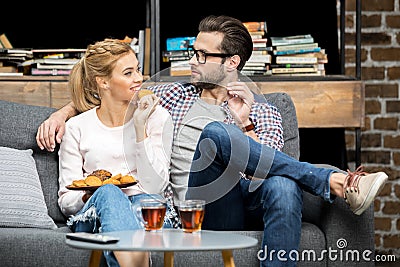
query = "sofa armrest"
xmin=320 ymin=199 xmax=375 ymax=267
xmin=304 ymin=163 xmax=375 ymax=266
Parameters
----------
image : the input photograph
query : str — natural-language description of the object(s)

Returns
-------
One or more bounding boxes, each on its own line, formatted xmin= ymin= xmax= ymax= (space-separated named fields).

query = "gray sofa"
xmin=0 ymin=93 xmax=374 ymax=267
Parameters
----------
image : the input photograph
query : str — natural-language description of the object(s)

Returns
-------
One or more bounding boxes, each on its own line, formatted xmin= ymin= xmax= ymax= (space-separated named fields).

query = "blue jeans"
xmin=68 ymin=184 xmax=171 ymax=267
xmin=186 ymin=121 xmax=335 ymax=267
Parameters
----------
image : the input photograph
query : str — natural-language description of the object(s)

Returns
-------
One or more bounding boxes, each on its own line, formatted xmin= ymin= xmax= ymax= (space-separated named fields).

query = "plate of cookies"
xmin=66 ymin=169 xmax=138 ymax=191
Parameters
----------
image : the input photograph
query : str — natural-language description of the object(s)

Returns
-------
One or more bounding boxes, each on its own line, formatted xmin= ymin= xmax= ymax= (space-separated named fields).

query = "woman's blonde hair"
xmin=69 ymin=38 xmax=134 ymax=113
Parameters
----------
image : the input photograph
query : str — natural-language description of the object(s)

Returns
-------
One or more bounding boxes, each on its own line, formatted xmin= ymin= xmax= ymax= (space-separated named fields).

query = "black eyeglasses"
xmin=187 ymin=46 xmax=233 ymax=64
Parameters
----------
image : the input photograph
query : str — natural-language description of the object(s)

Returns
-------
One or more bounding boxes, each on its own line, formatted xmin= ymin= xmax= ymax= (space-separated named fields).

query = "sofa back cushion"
xmin=0 ymin=100 xmax=65 ymax=223
xmin=261 ymin=92 xmax=300 ymax=159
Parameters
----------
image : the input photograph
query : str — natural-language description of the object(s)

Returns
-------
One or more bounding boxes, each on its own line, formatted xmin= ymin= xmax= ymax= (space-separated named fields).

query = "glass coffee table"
xmin=65 ymin=228 xmax=258 ymax=267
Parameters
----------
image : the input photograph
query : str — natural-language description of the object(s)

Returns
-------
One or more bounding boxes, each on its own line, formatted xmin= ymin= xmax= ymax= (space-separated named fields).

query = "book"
xmin=270 ymin=34 xmax=314 ymax=46
xmin=0 ymin=72 xmax=23 ymax=76
xmin=31 ymin=48 xmax=85 ymax=59
xmin=170 ymin=60 xmax=191 ymax=76
xmin=271 ymin=67 xmax=318 ymax=74
xmin=163 ymin=55 xmax=190 ymax=62
xmin=248 ymin=54 xmax=271 ymax=63
xmin=253 ymin=42 xmax=268 ymax=48
xmin=166 ymin=36 xmax=196 ymax=51
xmin=144 ymin=27 xmax=151 ymax=76
xmin=275 ymin=56 xmax=318 ymax=64
xmin=252 ymin=38 xmax=268 ymax=48
xmin=31 ymin=68 xmax=71 ymax=76
xmin=253 ymin=46 xmax=273 ymax=52
xmin=138 ymin=29 xmax=145 ymax=73
xmin=270 ymin=63 xmax=318 ymax=69
xmin=0 ymin=48 xmax=32 ymax=55
xmin=273 ymin=47 xmax=321 ymax=56
xmin=243 ymin=21 xmax=267 ymax=33
xmin=21 ymin=58 xmax=80 ymax=66
xmin=241 ymin=70 xmax=272 ymax=76
xmin=251 ymin=50 xmax=270 ymax=55
xmin=0 ymin=34 xmax=13 ymax=49
xmin=250 ymin=33 xmax=265 ymax=40
xmin=274 ymin=42 xmax=319 ymax=51
xmin=252 ymin=38 xmax=268 ymax=43
xmin=32 ymin=48 xmax=86 ymax=53
xmin=243 ymin=65 xmax=269 ymax=71
xmin=271 ymin=70 xmax=324 ymax=76
xmin=36 ymin=63 xmax=75 ymax=69
xmin=162 ymin=50 xmax=190 ymax=57
xmin=244 ymin=61 xmax=268 ymax=67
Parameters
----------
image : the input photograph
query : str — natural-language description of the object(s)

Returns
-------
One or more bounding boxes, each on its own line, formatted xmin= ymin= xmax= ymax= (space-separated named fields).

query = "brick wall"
xmin=339 ymin=0 xmax=400 ymax=259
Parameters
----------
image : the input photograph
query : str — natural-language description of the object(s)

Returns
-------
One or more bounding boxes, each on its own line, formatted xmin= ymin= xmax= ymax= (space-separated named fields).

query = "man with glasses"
xmin=37 ymin=15 xmax=388 ymax=267
xmin=187 ymin=45 xmax=234 ymax=64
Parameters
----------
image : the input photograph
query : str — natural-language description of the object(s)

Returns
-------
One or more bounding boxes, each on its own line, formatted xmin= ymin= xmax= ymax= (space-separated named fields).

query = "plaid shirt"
xmin=148 ymin=81 xmax=284 ymax=228
xmin=149 ymin=81 xmax=284 ymax=150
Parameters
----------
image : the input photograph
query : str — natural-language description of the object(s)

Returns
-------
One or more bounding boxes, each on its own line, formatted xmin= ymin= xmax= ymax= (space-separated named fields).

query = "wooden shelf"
xmin=149 ymin=75 xmax=358 ymax=83
xmin=0 ymin=75 xmax=364 ymax=166
xmin=0 ymin=75 xmax=364 ymax=127
xmin=0 ymin=76 xmax=69 ymax=82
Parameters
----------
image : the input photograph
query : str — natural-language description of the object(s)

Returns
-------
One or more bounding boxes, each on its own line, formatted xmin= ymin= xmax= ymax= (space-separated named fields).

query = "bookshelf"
xmin=149 ymin=0 xmax=361 ymax=78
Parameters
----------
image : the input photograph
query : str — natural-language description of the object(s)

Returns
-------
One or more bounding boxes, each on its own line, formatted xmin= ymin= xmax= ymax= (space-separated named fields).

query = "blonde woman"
xmin=57 ymin=39 xmax=173 ymax=267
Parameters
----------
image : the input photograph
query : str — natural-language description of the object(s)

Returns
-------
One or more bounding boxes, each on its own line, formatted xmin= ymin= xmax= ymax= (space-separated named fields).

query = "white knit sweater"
xmin=57 ymin=105 xmax=173 ymax=217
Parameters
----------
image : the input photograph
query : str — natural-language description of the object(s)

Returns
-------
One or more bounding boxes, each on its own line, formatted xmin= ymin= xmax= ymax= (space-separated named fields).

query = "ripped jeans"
xmin=67 ymin=184 xmax=173 ymax=267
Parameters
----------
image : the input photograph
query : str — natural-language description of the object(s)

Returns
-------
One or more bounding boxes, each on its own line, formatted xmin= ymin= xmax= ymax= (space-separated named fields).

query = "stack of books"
xmin=269 ymin=34 xmax=327 ymax=76
xmin=162 ymin=36 xmax=195 ymax=76
xmin=0 ymin=34 xmax=32 ymax=76
xmin=0 ymin=48 xmax=32 ymax=76
xmin=242 ymin=21 xmax=272 ymax=76
xmin=21 ymin=49 xmax=85 ymax=76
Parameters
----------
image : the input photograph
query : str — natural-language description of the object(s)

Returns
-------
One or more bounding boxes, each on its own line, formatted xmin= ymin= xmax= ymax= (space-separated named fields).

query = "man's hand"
xmin=226 ymin=81 xmax=254 ymax=128
xmin=36 ymin=112 xmax=67 ymax=152
xmin=36 ymin=101 xmax=78 ymax=152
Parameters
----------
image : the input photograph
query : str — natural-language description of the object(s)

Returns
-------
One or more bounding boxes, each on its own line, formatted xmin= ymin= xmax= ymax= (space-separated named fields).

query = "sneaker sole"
xmin=353 ymin=172 xmax=388 ymax=215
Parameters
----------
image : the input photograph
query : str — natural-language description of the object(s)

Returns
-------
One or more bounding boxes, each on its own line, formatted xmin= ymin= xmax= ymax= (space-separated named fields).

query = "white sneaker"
xmin=343 ymin=166 xmax=388 ymax=215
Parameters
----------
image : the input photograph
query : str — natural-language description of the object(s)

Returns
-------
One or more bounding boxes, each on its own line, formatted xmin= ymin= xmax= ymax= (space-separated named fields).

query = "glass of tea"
xmin=177 ymin=199 xmax=205 ymax=233
xmin=137 ymin=197 xmax=167 ymax=231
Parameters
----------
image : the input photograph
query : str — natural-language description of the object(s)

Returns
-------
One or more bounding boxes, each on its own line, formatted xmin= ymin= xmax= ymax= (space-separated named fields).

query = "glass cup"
xmin=177 ymin=199 xmax=205 ymax=233
xmin=136 ymin=197 xmax=167 ymax=231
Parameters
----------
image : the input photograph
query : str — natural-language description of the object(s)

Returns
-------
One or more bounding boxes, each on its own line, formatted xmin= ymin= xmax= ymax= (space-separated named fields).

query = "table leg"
xmin=164 ymin=251 xmax=174 ymax=267
xmin=89 ymin=250 xmax=102 ymax=267
xmin=221 ymin=250 xmax=235 ymax=267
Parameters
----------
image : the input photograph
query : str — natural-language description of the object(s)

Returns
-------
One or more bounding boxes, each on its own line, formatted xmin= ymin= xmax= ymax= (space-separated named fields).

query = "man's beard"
xmin=192 ymin=81 xmax=218 ymax=90
xmin=191 ymin=64 xmax=225 ymax=90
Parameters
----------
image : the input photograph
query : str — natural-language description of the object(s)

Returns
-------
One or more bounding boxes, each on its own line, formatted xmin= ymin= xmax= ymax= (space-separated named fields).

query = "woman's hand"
xmin=133 ymin=94 xmax=160 ymax=141
xmin=82 ymin=191 xmax=93 ymax=203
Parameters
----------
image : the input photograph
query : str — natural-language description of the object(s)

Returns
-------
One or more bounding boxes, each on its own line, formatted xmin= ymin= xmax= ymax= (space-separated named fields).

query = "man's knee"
xmin=202 ymin=121 xmax=228 ymax=138
xmin=262 ymin=177 xmax=303 ymax=212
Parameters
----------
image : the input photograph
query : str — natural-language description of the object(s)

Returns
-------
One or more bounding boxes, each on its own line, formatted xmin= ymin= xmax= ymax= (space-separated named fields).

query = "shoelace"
xmin=343 ymin=166 xmax=368 ymax=199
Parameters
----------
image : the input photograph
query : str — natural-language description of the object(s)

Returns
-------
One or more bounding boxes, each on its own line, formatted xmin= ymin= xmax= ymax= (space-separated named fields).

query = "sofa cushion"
xmin=0 ymin=227 xmax=91 ymax=267
xmin=0 ymin=146 xmax=57 ymax=229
